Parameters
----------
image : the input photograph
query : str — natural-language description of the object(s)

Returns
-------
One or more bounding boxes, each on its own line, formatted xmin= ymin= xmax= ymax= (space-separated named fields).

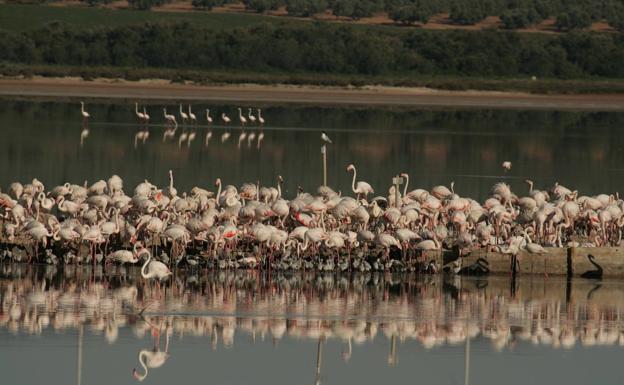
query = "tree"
xmin=555 ymin=7 xmax=592 ymax=30
xmin=500 ymin=7 xmax=540 ymax=29
xmin=242 ymin=0 xmax=283 ymax=12
xmin=286 ymin=0 xmax=327 ymax=16
xmin=449 ymin=0 xmax=487 ymax=25
xmin=389 ymin=2 xmax=435 ymax=25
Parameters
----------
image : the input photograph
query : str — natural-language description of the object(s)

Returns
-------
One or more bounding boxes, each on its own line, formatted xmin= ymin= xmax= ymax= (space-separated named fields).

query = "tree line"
xmin=2 ymin=21 xmax=624 ymax=78
xmin=74 ymin=0 xmax=624 ymax=30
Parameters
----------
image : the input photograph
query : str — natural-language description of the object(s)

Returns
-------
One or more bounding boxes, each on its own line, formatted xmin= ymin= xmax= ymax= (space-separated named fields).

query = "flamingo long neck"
xmin=350 ymin=168 xmax=357 ymax=194
xmin=135 ymin=351 xmax=148 ymax=381
xmin=403 ymin=174 xmax=409 ymax=197
xmin=140 ymin=249 xmax=152 ymax=279
xmin=239 ymin=108 xmax=243 ymax=119
xmin=277 ymin=180 xmax=282 ymax=199
xmin=206 ymin=110 xmax=210 ymax=120
xmin=179 ymin=105 xmax=183 ymax=114
xmin=216 ymin=181 xmax=222 ymax=207
xmin=81 ymin=103 xmax=85 ymax=114
xmin=169 ymin=172 xmax=174 ymax=191
xmin=135 ymin=103 xmax=139 ymax=115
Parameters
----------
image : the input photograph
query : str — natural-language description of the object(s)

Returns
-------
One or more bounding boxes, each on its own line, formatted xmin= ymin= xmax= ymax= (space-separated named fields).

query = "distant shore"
xmin=2 ymin=77 xmax=624 ymax=110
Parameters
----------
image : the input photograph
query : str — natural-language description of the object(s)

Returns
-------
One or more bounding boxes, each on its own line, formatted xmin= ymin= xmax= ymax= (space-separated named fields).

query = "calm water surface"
xmin=2 ymin=99 xmax=624 ymax=200
xmin=1 ymin=265 xmax=624 ymax=385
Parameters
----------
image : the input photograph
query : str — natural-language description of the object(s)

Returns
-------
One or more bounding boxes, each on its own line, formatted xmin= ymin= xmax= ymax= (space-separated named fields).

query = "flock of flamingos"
xmin=79 ymin=101 xmax=267 ymax=149
xmin=0 ymin=101 xmax=621 ymax=283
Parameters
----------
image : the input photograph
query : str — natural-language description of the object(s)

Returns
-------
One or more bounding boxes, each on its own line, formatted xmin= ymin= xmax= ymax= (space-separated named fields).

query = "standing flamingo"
xmin=135 ymin=102 xmax=147 ymax=124
xmin=138 ymin=247 xmax=172 ymax=291
xmin=80 ymin=101 xmax=90 ymax=127
xmin=206 ymin=109 xmax=213 ymax=124
xmin=346 ymin=164 xmax=374 ymax=200
xmin=188 ymin=105 xmax=197 ymax=126
xmin=143 ymin=107 xmax=150 ymax=125
xmin=179 ymin=104 xmax=189 ymax=125
xmin=238 ymin=108 xmax=247 ymax=126
xmin=163 ymin=108 xmax=177 ymax=128
xmin=257 ymin=108 xmax=265 ymax=125
xmin=247 ymin=108 xmax=256 ymax=124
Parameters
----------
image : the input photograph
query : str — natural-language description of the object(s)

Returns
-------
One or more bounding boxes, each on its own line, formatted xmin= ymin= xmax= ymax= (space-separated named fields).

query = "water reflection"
xmin=2 ymin=264 xmax=624 ymax=353
xmin=3 ymin=100 xmax=624 ymax=201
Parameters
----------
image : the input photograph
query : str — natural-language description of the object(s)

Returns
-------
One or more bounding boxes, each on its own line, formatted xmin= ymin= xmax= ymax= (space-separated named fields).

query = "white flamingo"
xmin=346 ymin=164 xmax=374 ymax=200
xmin=206 ymin=109 xmax=213 ymax=124
xmin=257 ymin=108 xmax=265 ymax=125
xmin=179 ymin=104 xmax=189 ymax=125
xmin=138 ymin=247 xmax=172 ymax=291
xmin=238 ymin=108 xmax=247 ymax=126
xmin=142 ymin=107 xmax=150 ymax=125
xmin=163 ymin=108 xmax=177 ymax=128
xmin=221 ymin=113 xmax=231 ymax=124
xmin=80 ymin=101 xmax=90 ymax=126
xmin=188 ymin=105 xmax=197 ymax=125
xmin=247 ymin=108 xmax=256 ymax=124
xmin=135 ymin=102 xmax=147 ymax=123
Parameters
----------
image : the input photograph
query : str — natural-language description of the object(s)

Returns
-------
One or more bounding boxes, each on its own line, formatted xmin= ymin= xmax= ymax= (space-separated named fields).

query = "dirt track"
xmin=1 ymin=77 xmax=624 ymax=110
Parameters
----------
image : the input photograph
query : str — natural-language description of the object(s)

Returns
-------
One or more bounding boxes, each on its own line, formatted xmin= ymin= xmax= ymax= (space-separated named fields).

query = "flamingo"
xmin=135 ymin=102 xmax=147 ymax=124
xmin=138 ymin=247 xmax=172 ymax=290
xmin=179 ymin=104 xmax=189 ymax=125
xmin=143 ymin=107 xmax=150 ymax=125
xmin=257 ymin=108 xmax=265 ymax=125
xmin=80 ymin=101 xmax=90 ymax=126
xmin=206 ymin=109 xmax=213 ymax=124
xmin=188 ymin=105 xmax=197 ymax=125
xmin=346 ymin=164 xmax=374 ymax=200
xmin=502 ymin=161 xmax=512 ymax=172
xmin=221 ymin=112 xmax=231 ymax=124
xmin=238 ymin=107 xmax=247 ymax=126
xmin=163 ymin=108 xmax=177 ymax=128
xmin=247 ymin=108 xmax=256 ymax=124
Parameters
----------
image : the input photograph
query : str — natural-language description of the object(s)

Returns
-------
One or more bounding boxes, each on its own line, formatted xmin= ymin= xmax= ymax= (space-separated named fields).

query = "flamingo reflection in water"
xmin=132 ymin=317 xmax=172 ymax=382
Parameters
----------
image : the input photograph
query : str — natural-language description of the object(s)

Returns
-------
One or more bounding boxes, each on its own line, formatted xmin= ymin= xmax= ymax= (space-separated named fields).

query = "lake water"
xmin=2 ymin=99 xmax=624 ymax=200
xmin=2 ymin=98 xmax=624 ymax=384
xmin=1 ymin=265 xmax=624 ymax=385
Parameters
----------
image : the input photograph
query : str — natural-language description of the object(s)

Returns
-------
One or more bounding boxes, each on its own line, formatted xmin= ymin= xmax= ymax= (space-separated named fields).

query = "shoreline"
xmin=2 ymin=77 xmax=624 ymax=110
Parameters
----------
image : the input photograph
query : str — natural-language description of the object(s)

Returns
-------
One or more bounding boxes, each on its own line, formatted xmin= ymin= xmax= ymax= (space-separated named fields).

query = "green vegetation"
xmin=2 ymin=20 xmax=624 ymax=79
xmin=0 ymin=4 xmax=299 ymax=32
xmin=2 ymin=4 xmax=624 ymax=93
